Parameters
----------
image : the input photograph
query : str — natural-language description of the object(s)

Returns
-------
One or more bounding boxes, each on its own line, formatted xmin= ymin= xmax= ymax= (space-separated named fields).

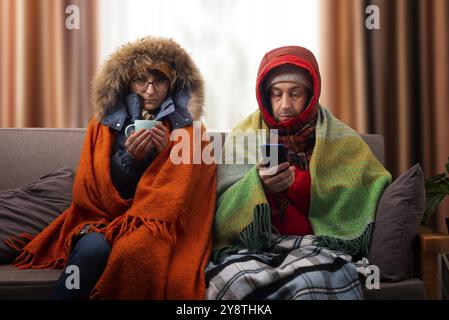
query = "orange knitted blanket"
xmin=11 ymin=119 xmax=217 ymax=299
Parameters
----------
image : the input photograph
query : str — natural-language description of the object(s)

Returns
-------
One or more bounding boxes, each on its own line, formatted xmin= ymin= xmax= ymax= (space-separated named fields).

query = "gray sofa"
xmin=0 ymin=128 xmax=447 ymax=300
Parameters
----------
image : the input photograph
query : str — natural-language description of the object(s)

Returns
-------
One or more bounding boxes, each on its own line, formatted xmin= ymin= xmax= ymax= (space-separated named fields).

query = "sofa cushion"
xmin=369 ymin=163 xmax=425 ymax=281
xmin=0 ymin=167 xmax=74 ymax=264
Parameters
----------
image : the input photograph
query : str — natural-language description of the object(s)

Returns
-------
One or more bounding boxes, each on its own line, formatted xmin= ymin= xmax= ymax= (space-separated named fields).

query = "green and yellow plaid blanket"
xmin=213 ymin=106 xmax=391 ymax=262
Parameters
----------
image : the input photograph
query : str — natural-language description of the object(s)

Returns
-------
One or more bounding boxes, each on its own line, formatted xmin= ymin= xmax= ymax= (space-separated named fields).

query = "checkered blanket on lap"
xmin=205 ymin=235 xmax=363 ymax=300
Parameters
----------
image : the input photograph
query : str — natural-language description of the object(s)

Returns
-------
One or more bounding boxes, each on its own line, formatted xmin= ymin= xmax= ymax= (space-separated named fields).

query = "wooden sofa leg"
xmin=420 ymin=253 xmax=440 ymax=299
xmin=417 ymin=225 xmax=449 ymax=300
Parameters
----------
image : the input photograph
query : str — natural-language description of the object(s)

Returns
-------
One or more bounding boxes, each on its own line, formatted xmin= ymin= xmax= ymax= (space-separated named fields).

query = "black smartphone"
xmin=260 ymin=144 xmax=288 ymax=168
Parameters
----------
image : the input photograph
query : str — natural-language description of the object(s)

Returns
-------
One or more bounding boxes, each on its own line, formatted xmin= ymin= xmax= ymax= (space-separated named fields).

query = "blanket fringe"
xmin=312 ymin=222 xmax=374 ymax=258
xmin=13 ymin=249 xmax=66 ymax=269
xmin=4 ymin=232 xmax=34 ymax=253
xmin=212 ymin=203 xmax=273 ymax=264
xmin=104 ymin=215 xmax=178 ymax=245
xmin=239 ymin=203 xmax=273 ymax=251
xmin=12 ymin=216 xmax=181 ymax=270
xmin=13 ymin=223 xmax=107 ymax=270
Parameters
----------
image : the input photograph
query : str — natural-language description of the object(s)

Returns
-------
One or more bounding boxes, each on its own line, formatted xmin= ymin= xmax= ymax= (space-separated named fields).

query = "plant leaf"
xmin=421 ymin=158 xmax=449 ymax=224
xmin=425 ymin=173 xmax=446 ymax=183
xmin=422 ymin=193 xmax=445 ymax=224
xmin=436 ymin=179 xmax=449 ymax=194
xmin=425 ymin=179 xmax=449 ymax=194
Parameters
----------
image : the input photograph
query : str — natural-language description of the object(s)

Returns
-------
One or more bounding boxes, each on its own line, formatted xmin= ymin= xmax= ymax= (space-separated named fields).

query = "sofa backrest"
xmin=0 ymin=128 xmax=385 ymax=190
xmin=0 ymin=129 xmax=86 ymax=190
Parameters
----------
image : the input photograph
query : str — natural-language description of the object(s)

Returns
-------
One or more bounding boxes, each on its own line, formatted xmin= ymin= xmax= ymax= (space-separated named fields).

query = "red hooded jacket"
xmin=255 ymin=46 xmax=321 ymax=236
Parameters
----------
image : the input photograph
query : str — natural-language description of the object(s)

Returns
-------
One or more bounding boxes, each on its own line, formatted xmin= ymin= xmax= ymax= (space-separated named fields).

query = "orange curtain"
xmin=0 ymin=0 xmax=98 ymax=128
xmin=320 ymin=0 xmax=368 ymax=133
xmin=321 ymin=0 xmax=449 ymax=233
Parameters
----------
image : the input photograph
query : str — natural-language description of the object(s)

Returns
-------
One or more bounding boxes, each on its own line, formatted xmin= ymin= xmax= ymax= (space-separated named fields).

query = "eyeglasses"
xmin=132 ymin=77 xmax=169 ymax=91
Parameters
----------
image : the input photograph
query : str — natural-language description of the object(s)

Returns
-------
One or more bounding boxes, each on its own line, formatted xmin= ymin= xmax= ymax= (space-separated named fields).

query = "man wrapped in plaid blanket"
xmin=208 ymin=46 xmax=391 ymax=300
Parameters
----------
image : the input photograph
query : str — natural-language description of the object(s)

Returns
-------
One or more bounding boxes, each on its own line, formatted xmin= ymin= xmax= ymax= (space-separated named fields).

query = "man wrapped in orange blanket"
xmin=10 ymin=36 xmax=217 ymax=299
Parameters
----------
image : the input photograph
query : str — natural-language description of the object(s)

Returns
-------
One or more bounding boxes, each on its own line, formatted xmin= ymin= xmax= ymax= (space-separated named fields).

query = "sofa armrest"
xmin=416 ymin=225 xmax=449 ymax=299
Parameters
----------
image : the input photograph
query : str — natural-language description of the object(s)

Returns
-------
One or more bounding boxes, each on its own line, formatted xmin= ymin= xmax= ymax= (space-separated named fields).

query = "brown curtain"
xmin=0 ymin=0 xmax=98 ymax=128
xmin=321 ymin=0 xmax=449 ymax=233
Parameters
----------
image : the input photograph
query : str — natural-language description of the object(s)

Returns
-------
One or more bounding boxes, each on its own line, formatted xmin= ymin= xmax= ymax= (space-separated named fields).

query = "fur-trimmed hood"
xmin=91 ymin=36 xmax=204 ymax=121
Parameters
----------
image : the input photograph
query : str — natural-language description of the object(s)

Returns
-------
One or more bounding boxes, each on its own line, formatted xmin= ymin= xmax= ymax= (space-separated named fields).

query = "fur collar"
xmin=91 ymin=36 xmax=204 ymax=121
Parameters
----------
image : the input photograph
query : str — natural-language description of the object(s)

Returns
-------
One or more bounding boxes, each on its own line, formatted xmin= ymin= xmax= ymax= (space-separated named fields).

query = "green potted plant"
xmin=422 ymin=157 xmax=449 ymax=227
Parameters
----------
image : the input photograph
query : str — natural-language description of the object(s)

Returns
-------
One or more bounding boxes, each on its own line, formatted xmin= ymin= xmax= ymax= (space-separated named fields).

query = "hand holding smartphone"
xmin=260 ymin=144 xmax=288 ymax=168
xmin=258 ymin=144 xmax=295 ymax=193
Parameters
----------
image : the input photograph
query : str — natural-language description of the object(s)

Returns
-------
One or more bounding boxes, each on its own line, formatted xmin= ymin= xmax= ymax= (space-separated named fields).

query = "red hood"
xmin=256 ymin=46 xmax=321 ymax=134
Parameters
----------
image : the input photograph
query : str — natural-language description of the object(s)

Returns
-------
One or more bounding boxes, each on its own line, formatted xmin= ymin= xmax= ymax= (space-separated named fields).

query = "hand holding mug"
xmin=125 ymin=129 xmax=153 ymax=161
xmin=149 ymin=123 xmax=169 ymax=153
xmin=124 ymin=120 xmax=162 ymax=160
